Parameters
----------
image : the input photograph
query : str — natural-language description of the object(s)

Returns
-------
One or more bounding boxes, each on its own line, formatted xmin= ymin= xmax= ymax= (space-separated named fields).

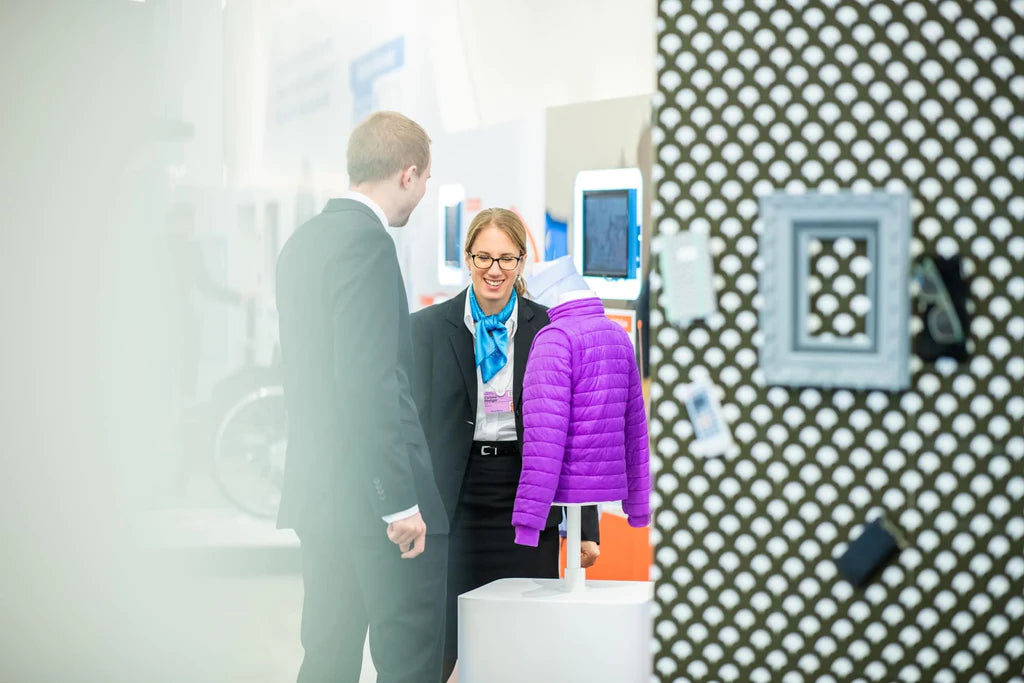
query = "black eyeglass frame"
xmin=466 ymin=252 xmax=524 ymax=271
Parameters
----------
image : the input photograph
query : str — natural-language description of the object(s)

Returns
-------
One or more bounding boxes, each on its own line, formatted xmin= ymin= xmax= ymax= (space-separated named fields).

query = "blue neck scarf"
xmin=469 ymin=287 xmax=517 ymax=383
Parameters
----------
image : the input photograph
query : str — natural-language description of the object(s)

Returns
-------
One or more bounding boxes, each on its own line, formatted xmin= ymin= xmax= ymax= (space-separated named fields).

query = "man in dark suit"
xmin=275 ymin=111 xmax=448 ymax=683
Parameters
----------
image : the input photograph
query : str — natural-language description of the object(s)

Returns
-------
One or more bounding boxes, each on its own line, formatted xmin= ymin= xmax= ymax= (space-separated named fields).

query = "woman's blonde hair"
xmin=464 ymin=208 xmax=529 ymax=297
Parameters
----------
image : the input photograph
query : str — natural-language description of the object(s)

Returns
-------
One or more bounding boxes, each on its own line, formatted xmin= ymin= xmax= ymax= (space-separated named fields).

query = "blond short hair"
xmin=464 ymin=208 xmax=530 ymax=297
xmin=346 ymin=111 xmax=431 ymax=184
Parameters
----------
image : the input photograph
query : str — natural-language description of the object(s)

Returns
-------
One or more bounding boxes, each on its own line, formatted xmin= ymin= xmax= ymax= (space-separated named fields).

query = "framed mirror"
xmin=758 ymin=191 xmax=911 ymax=390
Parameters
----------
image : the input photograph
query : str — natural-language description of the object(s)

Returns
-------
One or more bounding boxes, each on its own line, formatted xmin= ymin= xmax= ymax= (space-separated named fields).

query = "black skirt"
xmin=444 ymin=441 xmax=559 ymax=662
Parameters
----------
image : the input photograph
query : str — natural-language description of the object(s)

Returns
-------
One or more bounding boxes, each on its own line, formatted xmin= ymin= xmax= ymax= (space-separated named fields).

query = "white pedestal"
xmin=458 ymin=578 xmax=653 ymax=683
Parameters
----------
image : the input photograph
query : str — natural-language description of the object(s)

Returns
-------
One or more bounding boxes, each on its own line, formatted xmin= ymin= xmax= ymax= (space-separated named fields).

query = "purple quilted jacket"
xmin=513 ymin=296 xmax=651 ymax=546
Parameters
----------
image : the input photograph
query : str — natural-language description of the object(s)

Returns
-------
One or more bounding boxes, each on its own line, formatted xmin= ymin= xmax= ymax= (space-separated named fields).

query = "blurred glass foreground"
xmin=0 ymin=2 xmax=217 ymax=679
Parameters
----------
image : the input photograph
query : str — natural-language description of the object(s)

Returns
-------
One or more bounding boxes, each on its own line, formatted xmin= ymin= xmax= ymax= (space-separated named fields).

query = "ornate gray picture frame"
xmin=758 ymin=191 xmax=911 ymax=390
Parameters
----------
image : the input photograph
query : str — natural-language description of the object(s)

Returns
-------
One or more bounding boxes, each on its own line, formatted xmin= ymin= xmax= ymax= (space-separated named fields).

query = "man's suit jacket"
xmin=409 ymin=288 xmax=599 ymax=541
xmin=275 ymin=199 xmax=446 ymax=537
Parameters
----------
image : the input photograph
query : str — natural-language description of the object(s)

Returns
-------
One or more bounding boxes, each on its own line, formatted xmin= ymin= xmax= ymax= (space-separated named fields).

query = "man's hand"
xmin=386 ymin=512 xmax=427 ymax=559
xmin=580 ymin=540 xmax=600 ymax=568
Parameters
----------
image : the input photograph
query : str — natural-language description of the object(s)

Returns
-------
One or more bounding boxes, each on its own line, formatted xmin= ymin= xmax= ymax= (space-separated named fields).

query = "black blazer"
xmin=275 ymin=199 xmax=447 ymax=537
xmin=409 ymin=289 xmax=599 ymax=542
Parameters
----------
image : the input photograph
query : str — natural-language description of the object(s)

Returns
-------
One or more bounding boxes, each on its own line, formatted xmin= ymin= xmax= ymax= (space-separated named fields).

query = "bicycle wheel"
xmin=212 ymin=385 xmax=287 ymax=519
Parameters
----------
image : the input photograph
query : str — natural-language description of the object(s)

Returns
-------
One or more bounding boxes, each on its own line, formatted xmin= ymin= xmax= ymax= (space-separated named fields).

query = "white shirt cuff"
xmin=382 ymin=505 xmax=420 ymax=524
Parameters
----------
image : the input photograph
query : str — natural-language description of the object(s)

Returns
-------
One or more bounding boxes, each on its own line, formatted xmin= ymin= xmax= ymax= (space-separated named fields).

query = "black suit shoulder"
xmin=279 ymin=205 xmax=381 ymax=275
xmin=519 ymin=295 xmax=549 ymax=323
xmin=411 ymin=291 xmax=462 ymax=323
xmin=521 ymin=295 xmax=548 ymax=313
xmin=410 ymin=301 xmax=441 ymax=327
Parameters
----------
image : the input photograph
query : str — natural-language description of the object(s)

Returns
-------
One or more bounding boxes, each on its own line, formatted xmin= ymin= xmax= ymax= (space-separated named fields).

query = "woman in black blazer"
xmin=410 ymin=208 xmax=600 ymax=680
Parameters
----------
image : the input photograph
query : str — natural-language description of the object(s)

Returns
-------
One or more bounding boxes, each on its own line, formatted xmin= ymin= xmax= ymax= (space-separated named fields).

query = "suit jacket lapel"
xmin=514 ymin=298 xmax=546 ymax=423
xmin=446 ymin=290 xmax=477 ymax=415
xmin=513 ymin=301 xmax=534 ymax=403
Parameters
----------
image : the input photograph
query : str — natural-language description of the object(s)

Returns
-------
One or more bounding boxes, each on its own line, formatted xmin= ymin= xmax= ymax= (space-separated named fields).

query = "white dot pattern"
xmin=650 ymin=1 xmax=1024 ymax=681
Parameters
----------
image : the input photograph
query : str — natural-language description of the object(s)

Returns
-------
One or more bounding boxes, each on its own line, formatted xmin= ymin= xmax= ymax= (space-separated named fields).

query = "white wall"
xmin=221 ymin=0 xmax=654 ymax=305
xmin=430 ymin=0 xmax=656 ymax=133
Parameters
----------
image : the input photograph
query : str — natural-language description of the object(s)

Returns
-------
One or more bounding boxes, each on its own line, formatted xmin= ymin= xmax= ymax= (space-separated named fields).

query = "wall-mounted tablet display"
xmin=444 ymin=203 xmax=461 ymax=265
xmin=582 ymin=189 xmax=632 ymax=278
xmin=572 ymin=168 xmax=643 ymax=301
xmin=438 ymin=184 xmax=466 ymax=286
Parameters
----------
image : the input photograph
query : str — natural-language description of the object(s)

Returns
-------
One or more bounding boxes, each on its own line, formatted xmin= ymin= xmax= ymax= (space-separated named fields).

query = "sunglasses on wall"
xmin=912 ymin=256 xmax=965 ymax=345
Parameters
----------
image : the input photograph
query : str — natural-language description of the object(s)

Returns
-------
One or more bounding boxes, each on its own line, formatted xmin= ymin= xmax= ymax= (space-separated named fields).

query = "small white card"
xmin=657 ymin=230 xmax=717 ymax=327
xmin=680 ymin=378 xmax=734 ymax=458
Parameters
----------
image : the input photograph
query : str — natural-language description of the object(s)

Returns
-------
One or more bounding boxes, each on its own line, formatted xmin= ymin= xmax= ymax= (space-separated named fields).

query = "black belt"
xmin=471 ymin=440 xmax=519 ymax=457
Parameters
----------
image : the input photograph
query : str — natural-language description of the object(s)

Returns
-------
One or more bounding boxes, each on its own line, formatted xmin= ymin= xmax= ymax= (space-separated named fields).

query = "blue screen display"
xmin=582 ymin=189 xmax=638 ymax=279
xmin=444 ymin=203 xmax=461 ymax=265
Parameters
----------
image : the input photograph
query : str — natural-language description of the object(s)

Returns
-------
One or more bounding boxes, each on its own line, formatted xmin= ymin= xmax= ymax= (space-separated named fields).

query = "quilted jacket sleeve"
xmin=622 ymin=352 xmax=651 ymax=527
xmin=513 ymin=327 xmax=572 ymax=546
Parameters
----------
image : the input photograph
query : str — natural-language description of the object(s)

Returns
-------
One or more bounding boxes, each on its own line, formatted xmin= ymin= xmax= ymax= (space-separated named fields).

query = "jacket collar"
xmin=462 ymin=289 xmax=519 ymax=337
xmin=445 ymin=286 xmax=539 ymax=325
xmin=337 ymin=191 xmax=389 ymax=228
xmin=322 ymin=197 xmax=382 ymax=225
xmin=547 ymin=295 xmax=604 ymax=321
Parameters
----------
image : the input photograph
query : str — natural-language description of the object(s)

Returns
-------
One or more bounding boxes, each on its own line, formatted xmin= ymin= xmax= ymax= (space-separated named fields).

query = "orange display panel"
xmin=560 ymin=512 xmax=651 ymax=582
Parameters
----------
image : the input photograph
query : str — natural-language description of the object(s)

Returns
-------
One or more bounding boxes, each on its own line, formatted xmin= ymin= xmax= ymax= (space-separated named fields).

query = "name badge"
xmin=484 ymin=390 xmax=513 ymax=414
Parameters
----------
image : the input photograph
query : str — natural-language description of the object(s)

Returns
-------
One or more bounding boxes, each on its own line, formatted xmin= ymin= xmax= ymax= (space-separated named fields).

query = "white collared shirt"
xmin=464 ymin=288 xmax=519 ymax=442
xmin=340 ymin=190 xmax=390 ymax=228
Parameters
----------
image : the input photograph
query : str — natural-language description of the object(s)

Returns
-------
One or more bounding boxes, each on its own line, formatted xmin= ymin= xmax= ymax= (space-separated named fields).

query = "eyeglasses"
xmin=467 ymin=252 xmax=523 ymax=271
xmin=912 ymin=256 xmax=965 ymax=345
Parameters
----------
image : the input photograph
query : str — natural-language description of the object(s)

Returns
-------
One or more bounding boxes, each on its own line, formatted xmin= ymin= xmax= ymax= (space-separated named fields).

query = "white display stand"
xmin=458 ymin=503 xmax=652 ymax=682
xmin=458 ymin=578 xmax=653 ymax=683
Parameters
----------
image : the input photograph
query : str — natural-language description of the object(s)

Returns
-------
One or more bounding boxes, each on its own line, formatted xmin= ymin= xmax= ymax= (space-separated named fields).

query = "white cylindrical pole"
xmin=564 ymin=505 xmax=585 ymax=591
